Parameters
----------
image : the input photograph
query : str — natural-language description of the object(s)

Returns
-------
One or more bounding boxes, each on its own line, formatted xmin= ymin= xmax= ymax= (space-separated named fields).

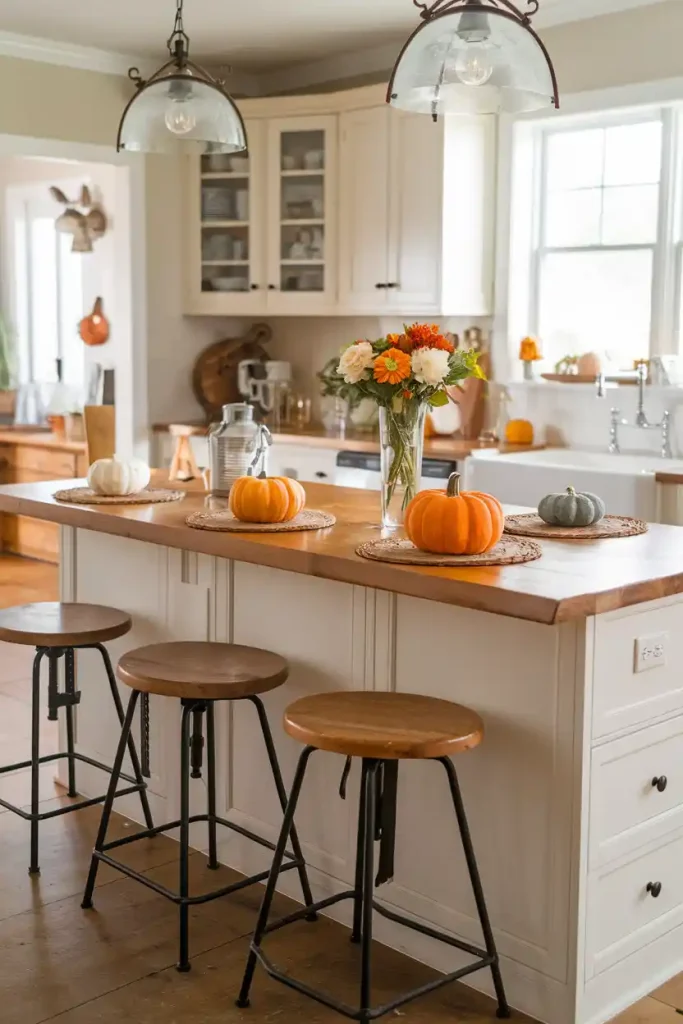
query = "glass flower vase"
xmin=379 ymin=402 xmax=426 ymax=529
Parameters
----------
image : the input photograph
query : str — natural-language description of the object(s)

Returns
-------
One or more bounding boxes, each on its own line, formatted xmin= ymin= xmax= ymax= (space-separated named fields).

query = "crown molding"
xmin=0 ymin=29 xmax=156 ymax=77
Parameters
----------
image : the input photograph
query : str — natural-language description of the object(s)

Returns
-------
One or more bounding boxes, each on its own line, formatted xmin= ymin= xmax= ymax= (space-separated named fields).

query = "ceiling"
xmin=0 ymin=0 xmax=668 ymax=72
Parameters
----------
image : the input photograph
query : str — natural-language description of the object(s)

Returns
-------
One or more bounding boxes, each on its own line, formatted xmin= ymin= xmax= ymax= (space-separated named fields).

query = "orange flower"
xmin=402 ymin=389 xmax=413 ymax=399
xmin=406 ymin=323 xmax=454 ymax=353
xmin=373 ymin=347 xmax=412 ymax=385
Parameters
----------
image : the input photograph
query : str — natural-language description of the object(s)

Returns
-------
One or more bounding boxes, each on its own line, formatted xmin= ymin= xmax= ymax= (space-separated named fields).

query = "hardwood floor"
xmin=0 ymin=554 xmax=682 ymax=1023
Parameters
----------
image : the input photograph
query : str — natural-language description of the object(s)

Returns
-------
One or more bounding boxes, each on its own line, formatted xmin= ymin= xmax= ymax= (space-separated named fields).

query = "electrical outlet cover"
xmin=634 ymin=633 xmax=668 ymax=674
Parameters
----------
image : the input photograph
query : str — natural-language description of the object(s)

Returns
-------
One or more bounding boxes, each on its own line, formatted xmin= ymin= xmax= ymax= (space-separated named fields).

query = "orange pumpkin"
xmin=229 ymin=475 xmax=306 ymax=523
xmin=404 ymin=473 xmax=504 ymax=555
xmin=505 ymin=418 xmax=534 ymax=445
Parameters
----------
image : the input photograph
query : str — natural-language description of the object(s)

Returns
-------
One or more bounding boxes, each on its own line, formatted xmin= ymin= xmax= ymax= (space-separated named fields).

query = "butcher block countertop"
xmin=1 ymin=473 xmax=683 ymax=625
xmin=0 ymin=428 xmax=86 ymax=455
xmin=152 ymin=422 xmax=544 ymax=459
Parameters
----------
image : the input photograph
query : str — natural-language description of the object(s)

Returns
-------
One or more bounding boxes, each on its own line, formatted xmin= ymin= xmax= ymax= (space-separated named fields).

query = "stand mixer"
xmin=238 ymin=359 xmax=292 ymax=431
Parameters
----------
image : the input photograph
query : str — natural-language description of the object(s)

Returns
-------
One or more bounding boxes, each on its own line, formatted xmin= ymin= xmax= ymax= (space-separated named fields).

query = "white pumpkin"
xmin=87 ymin=456 xmax=151 ymax=496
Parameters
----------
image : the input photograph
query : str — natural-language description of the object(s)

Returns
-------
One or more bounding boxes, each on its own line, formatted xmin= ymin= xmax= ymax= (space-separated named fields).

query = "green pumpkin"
xmin=537 ymin=486 xmax=605 ymax=527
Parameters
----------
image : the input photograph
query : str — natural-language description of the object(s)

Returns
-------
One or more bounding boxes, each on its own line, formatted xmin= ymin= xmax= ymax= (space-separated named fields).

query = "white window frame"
xmin=4 ymin=179 xmax=86 ymax=385
xmin=499 ymin=93 xmax=683 ymax=378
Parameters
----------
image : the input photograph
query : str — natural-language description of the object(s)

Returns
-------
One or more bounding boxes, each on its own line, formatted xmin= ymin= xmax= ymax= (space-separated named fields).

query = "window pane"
xmin=601 ymin=184 xmax=659 ymax=245
xmin=604 ymin=121 xmax=662 ymax=186
xmin=538 ymin=249 xmax=653 ymax=370
xmin=546 ymin=128 xmax=604 ymax=191
xmin=545 ymin=189 xmax=601 ymax=247
xmin=58 ymin=235 xmax=85 ymax=392
xmin=30 ymin=218 xmax=58 ymax=382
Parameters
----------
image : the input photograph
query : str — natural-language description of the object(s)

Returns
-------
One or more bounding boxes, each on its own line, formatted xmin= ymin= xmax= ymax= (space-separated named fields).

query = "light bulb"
xmin=164 ymin=100 xmax=197 ymax=135
xmin=454 ymin=45 xmax=494 ymax=86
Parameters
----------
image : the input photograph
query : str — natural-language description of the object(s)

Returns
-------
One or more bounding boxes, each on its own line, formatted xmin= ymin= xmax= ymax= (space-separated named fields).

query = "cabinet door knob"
xmin=375 ymin=283 xmax=387 ymax=289
xmin=652 ymin=775 xmax=668 ymax=793
xmin=387 ymin=282 xmax=399 ymax=289
xmin=647 ymin=881 xmax=663 ymax=898
xmin=250 ymin=284 xmax=260 ymax=290
xmin=315 ymin=471 xmax=328 ymax=479
xmin=268 ymin=284 xmax=277 ymax=290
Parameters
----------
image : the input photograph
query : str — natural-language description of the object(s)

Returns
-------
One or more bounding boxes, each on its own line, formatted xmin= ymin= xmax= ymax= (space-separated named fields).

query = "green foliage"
xmin=0 ymin=313 xmax=14 ymax=391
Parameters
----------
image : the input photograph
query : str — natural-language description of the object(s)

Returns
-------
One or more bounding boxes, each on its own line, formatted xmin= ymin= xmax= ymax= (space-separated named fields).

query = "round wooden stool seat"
xmin=117 ymin=641 xmax=289 ymax=700
xmin=284 ymin=691 xmax=484 ymax=760
xmin=0 ymin=602 xmax=132 ymax=647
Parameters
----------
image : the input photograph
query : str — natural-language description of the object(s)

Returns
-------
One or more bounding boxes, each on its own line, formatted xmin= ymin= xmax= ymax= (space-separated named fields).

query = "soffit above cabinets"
xmin=0 ymin=0 xmax=669 ymax=72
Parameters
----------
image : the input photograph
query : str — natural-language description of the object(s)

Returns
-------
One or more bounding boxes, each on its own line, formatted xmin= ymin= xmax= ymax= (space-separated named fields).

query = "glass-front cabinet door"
xmin=186 ymin=119 xmax=265 ymax=314
xmin=266 ymin=116 xmax=337 ymax=312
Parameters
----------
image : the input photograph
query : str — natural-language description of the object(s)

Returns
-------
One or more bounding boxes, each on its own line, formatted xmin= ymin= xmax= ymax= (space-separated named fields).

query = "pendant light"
xmin=117 ymin=0 xmax=247 ymax=155
xmin=387 ymin=0 xmax=559 ymax=117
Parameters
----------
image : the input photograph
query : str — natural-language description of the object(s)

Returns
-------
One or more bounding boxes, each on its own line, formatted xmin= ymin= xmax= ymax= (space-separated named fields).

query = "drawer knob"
xmin=315 ymin=471 xmax=328 ymax=479
xmin=647 ymin=881 xmax=663 ymax=898
xmin=652 ymin=775 xmax=668 ymax=793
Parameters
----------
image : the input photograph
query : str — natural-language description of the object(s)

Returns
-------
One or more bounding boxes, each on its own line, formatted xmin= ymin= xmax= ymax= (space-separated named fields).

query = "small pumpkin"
xmin=87 ymin=456 xmax=151 ymax=496
xmin=229 ymin=475 xmax=305 ymax=524
xmin=404 ymin=473 xmax=504 ymax=555
xmin=537 ymin=486 xmax=605 ymax=527
xmin=505 ymin=419 xmax=534 ymax=445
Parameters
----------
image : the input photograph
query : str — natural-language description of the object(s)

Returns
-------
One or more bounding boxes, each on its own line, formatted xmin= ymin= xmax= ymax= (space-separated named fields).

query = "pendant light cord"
xmin=167 ymin=0 xmax=190 ymax=58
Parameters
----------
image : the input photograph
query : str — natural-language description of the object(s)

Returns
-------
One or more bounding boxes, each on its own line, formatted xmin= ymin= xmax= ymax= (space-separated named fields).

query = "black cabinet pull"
xmin=652 ymin=775 xmax=668 ymax=793
xmin=315 ymin=471 xmax=328 ymax=479
xmin=268 ymin=284 xmax=277 ymax=290
xmin=387 ymin=282 xmax=399 ymax=289
xmin=375 ymin=283 xmax=387 ymax=289
xmin=647 ymin=881 xmax=662 ymax=898
xmin=250 ymin=283 xmax=259 ymax=290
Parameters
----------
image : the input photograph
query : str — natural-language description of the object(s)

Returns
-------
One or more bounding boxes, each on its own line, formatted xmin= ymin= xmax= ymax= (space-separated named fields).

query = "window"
xmin=525 ymin=109 xmax=683 ymax=371
xmin=6 ymin=183 xmax=86 ymax=391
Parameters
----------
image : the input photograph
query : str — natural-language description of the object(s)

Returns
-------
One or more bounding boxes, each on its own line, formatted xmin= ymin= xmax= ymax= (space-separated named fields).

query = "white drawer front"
xmin=593 ymin=600 xmax=683 ymax=739
xmin=591 ymin=716 xmax=683 ymax=867
xmin=587 ymin=829 xmax=683 ymax=979
xmin=267 ymin=444 xmax=340 ymax=484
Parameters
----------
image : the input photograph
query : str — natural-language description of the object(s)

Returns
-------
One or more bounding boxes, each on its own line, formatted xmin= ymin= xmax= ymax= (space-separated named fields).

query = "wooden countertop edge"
xmin=0 ymin=430 xmax=86 ymax=454
xmin=0 ymin=490 xmax=563 ymax=625
xmin=655 ymin=472 xmax=683 ymax=485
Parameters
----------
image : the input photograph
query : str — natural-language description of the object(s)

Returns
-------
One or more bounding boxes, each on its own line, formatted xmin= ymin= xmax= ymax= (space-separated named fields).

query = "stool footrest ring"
xmin=252 ymin=889 xmax=496 ymax=1021
xmin=90 ymin=812 xmax=303 ymax=908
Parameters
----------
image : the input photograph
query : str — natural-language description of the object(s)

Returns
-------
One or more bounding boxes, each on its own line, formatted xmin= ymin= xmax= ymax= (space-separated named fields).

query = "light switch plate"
xmin=634 ymin=633 xmax=668 ymax=673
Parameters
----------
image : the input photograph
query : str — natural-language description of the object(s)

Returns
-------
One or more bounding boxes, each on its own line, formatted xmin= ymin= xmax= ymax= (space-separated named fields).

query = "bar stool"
xmin=237 ymin=691 xmax=510 ymax=1023
xmin=81 ymin=641 xmax=316 ymax=973
xmin=0 ymin=602 xmax=153 ymax=875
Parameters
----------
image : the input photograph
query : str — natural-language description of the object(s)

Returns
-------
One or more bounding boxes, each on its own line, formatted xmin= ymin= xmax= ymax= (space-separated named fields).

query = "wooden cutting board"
xmin=448 ymin=351 xmax=490 ymax=439
xmin=192 ymin=323 xmax=272 ymax=421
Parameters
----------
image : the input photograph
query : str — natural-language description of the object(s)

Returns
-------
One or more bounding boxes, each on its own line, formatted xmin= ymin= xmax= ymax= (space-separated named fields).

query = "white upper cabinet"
xmin=184 ymin=85 xmax=495 ymax=317
xmin=340 ymin=105 xmax=495 ymax=317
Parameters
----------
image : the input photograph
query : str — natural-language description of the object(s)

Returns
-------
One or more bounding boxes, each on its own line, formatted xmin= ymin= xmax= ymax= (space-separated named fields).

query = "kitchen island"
xmin=2 ymin=475 xmax=683 ymax=1024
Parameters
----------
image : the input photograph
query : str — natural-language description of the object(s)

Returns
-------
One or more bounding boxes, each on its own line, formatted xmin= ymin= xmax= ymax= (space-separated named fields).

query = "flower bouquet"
xmin=319 ymin=323 xmax=485 ymax=528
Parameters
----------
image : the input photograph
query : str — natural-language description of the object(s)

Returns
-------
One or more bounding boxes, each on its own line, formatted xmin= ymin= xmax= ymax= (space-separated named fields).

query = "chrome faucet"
xmin=597 ymin=364 xmax=673 ymax=458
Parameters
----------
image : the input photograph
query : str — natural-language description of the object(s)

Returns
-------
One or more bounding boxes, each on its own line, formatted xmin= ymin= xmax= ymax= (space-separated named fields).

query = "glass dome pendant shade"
xmin=117 ymin=0 xmax=247 ymax=155
xmin=387 ymin=0 xmax=559 ymax=117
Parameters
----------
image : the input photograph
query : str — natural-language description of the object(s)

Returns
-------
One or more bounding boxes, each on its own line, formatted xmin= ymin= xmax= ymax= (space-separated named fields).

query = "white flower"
xmin=337 ymin=342 xmax=374 ymax=384
xmin=411 ymin=347 xmax=450 ymax=386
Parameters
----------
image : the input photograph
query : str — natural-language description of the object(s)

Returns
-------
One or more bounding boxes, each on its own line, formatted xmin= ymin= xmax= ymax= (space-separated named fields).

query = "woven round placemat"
xmin=186 ymin=508 xmax=336 ymax=532
xmin=504 ymin=513 xmax=648 ymax=540
xmin=356 ymin=535 xmax=542 ymax=567
xmin=54 ymin=487 xmax=185 ymax=505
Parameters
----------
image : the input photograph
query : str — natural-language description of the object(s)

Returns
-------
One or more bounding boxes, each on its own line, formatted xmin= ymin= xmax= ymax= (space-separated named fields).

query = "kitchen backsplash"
xmin=509 ymin=381 xmax=683 ymax=457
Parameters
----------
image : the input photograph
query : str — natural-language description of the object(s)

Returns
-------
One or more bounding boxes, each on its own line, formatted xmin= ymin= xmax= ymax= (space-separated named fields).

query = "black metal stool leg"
xmin=350 ymin=757 xmax=368 ymax=944
xmin=177 ymin=701 xmax=194 ymax=972
xmin=206 ymin=701 xmax=219 ymax=870
xmin=440 ymin=756 xmax=510 ymax=1019
xmin=82 ymin=689 xmax=140 ymax=908
xmin=28 ymin=649 xmax=47 ymax=874
xmin=236 ymin=745 xmax=316 ymax=1009
xmin=64 ymin=649 xmax=78 ymax=798
xmin=95 ymin=643 xmax=154 ymax=831
xmin=359 ymin=760 xmax=379 ymax=1022
xmin=249 ymin=695 xmax=317 ymax=917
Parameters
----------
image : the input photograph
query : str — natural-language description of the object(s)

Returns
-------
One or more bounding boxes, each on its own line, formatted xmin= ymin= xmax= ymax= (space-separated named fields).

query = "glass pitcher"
xmin=209 ymin=403 xmax=272 ymax=497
